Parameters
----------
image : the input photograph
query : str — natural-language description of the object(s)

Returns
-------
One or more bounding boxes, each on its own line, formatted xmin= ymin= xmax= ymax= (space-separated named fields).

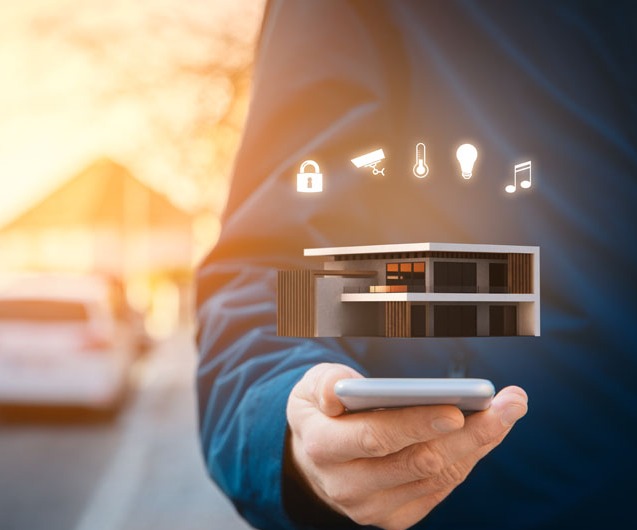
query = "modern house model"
xmin=277 ymin=242 xmax=540 ymax=338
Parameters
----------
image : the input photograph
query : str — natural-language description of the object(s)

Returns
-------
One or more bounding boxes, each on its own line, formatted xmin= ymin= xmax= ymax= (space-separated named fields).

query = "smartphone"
xmin=334 ymin=378 xmax=495 ymax=412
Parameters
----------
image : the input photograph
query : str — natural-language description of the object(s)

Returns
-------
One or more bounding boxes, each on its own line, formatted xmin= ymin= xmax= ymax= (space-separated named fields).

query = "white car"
xmin=0 ymin=275 xmax=136 ymax=414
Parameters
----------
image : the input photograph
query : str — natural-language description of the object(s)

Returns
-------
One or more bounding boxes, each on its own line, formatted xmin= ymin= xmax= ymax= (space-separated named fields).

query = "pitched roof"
xmin=1 ymin=158 xmax=192 ymax=232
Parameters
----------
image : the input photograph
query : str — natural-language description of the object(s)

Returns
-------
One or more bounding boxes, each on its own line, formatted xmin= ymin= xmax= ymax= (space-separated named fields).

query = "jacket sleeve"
xmin=195 ymin=2 xmax=393 ymax=528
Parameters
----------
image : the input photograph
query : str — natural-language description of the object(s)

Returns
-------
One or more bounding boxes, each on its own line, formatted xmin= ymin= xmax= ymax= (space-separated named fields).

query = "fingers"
xmin=292 ymin=363 xmax=364 ymax=417
xmin=288 ymin=364 xmax=466 ymax=463
xmin=290 ymin=366 xmax=526 ymax=475
xmin=489 ymin=385 xmax=528 ymax=427
xmin=337 ymin=387 xmax=529 ymax=527
xmin=301 ymin=404 xmax=465 ymax=464
xmin=368 ymin=425 xmax=516 ymax=529
xmin=358 ymin=386 xmax=528 ymax=489
xmin=287 ymin=373 xmax=529 ymax=530
xmin=424 ymin=385 xmax=527 ymax=465
xmin=446 ymin=385 xmax=528 ymax=453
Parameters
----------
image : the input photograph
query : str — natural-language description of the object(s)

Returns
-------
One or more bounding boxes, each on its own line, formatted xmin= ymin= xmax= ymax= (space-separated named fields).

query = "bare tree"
xmin=24 ymin=0 xmax=265 ymax=216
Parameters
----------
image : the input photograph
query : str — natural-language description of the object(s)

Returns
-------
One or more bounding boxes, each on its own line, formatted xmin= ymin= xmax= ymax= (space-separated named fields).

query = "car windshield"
xmin=0 ymin=299 xmax=89 ymax=322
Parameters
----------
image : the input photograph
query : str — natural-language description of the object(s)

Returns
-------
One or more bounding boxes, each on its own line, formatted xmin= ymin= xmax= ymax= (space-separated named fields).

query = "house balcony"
xmin=342 ymin=284 xmax=512 ymax=294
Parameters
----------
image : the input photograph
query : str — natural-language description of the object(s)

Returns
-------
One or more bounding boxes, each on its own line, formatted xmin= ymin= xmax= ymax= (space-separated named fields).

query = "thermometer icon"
xmin=413 ymin=142 xmax=429 ymax=178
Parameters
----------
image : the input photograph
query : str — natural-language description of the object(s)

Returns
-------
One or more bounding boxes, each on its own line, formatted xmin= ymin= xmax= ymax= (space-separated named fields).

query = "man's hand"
xmin=286 ymin=363 xmax=528 ymax=530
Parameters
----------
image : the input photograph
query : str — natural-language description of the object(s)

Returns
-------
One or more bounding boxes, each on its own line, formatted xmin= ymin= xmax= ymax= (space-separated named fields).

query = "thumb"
xmin=301 ymin=363 xmax=363 ymax=417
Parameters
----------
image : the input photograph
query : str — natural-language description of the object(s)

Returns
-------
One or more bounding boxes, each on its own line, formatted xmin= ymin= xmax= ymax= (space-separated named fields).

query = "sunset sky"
xmin=0 ymin=0 xmax=264 ymax=227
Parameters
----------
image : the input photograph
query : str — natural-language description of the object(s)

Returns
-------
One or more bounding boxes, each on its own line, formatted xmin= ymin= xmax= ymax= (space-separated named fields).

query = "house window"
xmin=433 ymin=262 xmax=477 ymax=293
xmin=411 ymin=304 xmax=426 ymax=337
xmin=489 ymin=305 xmax=517 ymax=336
xmin=489 ymin=262 xmax=508 ymax=293
xmin=386 ymin=263 xmax=400 ymax=282
xmin=433 ymin=305 xmax=477 ymax=337
xmin=386 ymin=262 xmax=425 ymax=292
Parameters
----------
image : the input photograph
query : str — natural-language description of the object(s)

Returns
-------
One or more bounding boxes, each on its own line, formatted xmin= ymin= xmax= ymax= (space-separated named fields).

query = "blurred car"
xmin=0 ymin=274 xmax=138 ymax=415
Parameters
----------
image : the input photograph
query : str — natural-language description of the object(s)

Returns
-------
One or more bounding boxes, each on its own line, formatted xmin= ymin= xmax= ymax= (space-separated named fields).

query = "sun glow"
xmin=0 ymin=0 xmax=264 ymax=227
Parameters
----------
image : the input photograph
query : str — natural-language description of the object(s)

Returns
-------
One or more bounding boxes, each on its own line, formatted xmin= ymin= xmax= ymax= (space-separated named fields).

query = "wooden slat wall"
xmin=385 ymin=302 xmax=411 ymax=337
xmin=508 ymin=254 xmax=533 ymax=294
xmin=277 ymin=270 xmax=315 ymax=337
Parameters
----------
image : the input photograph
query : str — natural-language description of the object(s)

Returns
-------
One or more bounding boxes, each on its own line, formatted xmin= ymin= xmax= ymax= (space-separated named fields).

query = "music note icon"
xmin=506 ymin=161 xmax=532 ymax=193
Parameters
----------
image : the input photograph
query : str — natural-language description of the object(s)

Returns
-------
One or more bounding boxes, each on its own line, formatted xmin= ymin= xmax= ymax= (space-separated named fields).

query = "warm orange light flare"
xmin=0 ymin=0 xmax=265 ymax=230
xmin=0 ymin=0 xmax=265 ymax=334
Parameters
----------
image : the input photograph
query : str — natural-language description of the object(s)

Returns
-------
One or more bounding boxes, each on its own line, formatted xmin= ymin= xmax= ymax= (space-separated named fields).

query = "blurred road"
xmin=0 ymin=329 xmax=253 ymax=530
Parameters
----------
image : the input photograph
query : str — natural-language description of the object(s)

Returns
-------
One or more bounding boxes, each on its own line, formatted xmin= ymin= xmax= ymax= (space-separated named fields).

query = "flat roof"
xmin=304 ymin=242 xmax=539 ymax=257
xmin=341 ymin=293 xmax=538 ymax=303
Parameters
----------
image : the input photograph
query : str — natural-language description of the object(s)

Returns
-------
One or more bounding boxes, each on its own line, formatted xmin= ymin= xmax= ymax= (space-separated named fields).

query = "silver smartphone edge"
xmin=334 ymin=378 xmax=495 ymax=412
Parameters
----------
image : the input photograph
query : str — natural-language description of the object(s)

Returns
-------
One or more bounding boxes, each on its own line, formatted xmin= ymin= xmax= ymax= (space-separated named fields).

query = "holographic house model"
xmin=277 ymin=242 xmax=540 ymax=338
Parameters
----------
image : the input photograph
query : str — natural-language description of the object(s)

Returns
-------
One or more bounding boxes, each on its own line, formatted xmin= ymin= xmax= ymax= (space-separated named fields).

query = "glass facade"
xmin=386 ymin=262 xmax=426 ymax=292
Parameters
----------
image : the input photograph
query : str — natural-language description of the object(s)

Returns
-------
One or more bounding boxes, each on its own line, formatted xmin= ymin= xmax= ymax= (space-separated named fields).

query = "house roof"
xmin=304 ymin=242 xmax=539 ymax=257
xmin=0 ymin=158 xmax=192 ymax=232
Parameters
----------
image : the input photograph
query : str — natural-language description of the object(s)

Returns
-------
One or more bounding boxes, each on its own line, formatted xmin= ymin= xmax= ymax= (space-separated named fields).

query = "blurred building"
xmin=0 ymin=158 xmax=196 ymax=333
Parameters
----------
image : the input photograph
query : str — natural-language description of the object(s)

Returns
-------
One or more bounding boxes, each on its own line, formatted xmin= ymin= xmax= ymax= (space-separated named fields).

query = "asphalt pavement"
xmin=0 ymin=329 xmax=254 ymax=530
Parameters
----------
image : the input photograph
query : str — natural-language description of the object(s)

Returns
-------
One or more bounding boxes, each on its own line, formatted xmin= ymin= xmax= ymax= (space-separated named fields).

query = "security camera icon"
xmin=351 ymin=148 xmax=386 ymax=176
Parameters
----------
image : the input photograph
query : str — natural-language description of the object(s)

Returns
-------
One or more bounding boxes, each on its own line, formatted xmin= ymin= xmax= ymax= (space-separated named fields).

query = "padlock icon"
xmin=297 ymin=160 xmax=323 ymax=193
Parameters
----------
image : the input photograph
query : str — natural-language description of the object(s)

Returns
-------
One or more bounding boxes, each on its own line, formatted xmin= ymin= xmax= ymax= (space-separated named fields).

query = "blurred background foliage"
xmin=0 ymin=0 xmax=266 ymax=336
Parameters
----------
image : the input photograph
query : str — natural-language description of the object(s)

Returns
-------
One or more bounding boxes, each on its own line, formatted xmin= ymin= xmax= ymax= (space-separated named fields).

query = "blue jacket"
xmin=197 ymin=1 xmax=637 ymax=528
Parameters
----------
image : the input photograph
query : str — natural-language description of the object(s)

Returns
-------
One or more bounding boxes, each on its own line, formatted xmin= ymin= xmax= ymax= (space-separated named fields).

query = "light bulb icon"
xmin=456 ymin=143 xmax=478 ymax=179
